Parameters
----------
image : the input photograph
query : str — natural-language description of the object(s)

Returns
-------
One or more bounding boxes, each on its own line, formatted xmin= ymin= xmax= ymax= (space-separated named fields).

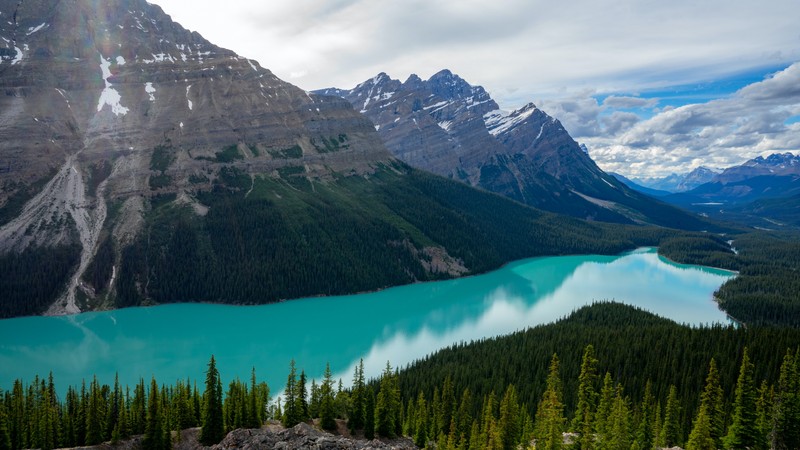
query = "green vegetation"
xmin=395 ymin=303 xmax=800 ymax=447
xmin=149 ymin=145 xmax=174 ymax=173
xmin=148 ymin=174 xmax=172 ymax=190
xmin=0 ymin=356 xmax=269 ymax=450
xmin=0 ymin=244 xmax=80 ymax=318
xmin=214 ymin=145 xmax=243 ymax=163
xmin=116 ymin=165 xmax=684 ymax=309
xmin=0 ymin=170 xmax=57 ymax=227
xmin=660 ymin=231 xmax=800 ymax=327
xmin=188 ymin=173 xmax=209 ymax=184
xmin=313 ymin=134 xmax=349 ymax=153
xmin=81 ymin=234 xmax=114 ymax=294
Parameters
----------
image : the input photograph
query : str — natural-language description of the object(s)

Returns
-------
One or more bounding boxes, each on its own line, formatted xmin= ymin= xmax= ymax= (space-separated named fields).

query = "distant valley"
xmin=614 ymin=153 xmax=800 ymax=228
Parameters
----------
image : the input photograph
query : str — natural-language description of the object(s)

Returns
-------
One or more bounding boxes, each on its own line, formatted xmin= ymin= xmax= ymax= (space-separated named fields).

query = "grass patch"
xmin=215 ymin=145 xmax=244 ymax=163
xmin=150 ymin=144 xmax=174 ymax=172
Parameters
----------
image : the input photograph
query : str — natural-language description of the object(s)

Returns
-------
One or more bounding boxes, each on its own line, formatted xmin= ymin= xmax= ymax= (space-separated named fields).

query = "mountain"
xmin=716 ymin=152 xmax=800 ymax=184
xmin=0 ymin=0 xmax=678 ymax=318
xmin=632 ymin=173 xmax=685 ymax=192
xmin=665 ymin=153 xmax=800 ymax=208
xmin=316 ymin=71 xmax=709 ymax=230
xmin=631 ymin=166 xmax=719 ymax=193
xmin=677 ymin=166 xmax=720 ymax=191
xmin=611 ymin=172 xmax=671 ymax=197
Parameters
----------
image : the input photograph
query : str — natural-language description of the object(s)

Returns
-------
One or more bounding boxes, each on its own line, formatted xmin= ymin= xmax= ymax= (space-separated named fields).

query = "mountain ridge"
xmin=317 ymin=71 xmax=712 ymax=230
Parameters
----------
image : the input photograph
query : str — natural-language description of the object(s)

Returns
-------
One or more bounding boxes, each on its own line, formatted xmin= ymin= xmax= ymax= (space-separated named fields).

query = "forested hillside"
xmin=659 ymin=231 xmax=800 ymax=327
xmin=112 ymin=164 xmax=682 ymax=310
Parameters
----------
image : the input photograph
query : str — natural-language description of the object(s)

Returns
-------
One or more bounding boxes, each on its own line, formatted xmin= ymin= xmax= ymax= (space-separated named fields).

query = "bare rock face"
xmin=318 ymin=71 xmax=709 ymax=228
xmin=316 ymin=71 xmax=632 ymax=220
xmin=0 ymin=0 xmax=393 ymax=313
xmin=214 ymin=423 xmax=417 ymax=450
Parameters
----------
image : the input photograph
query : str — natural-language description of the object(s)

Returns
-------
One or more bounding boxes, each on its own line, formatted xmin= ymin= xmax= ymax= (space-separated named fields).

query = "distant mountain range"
xmin=614 ymin=153 xmax=800 ymax=228
xmin=623 ymin=167 xmax=721 ymax=194
xmin=317 ymin=71 xmax=708 ymax=230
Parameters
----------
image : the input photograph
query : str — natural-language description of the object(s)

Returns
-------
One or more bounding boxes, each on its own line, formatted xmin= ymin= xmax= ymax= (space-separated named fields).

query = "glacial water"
xmin=0 ymin=248 xmax=735 ymax=395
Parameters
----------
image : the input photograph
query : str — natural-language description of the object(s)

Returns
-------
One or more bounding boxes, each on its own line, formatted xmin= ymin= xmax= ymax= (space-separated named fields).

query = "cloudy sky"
xmin=150 ymin=0 xmax=800 ymax=178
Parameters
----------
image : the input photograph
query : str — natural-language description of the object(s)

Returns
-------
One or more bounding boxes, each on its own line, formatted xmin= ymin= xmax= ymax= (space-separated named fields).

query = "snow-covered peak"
xmin=483 ymin=104 xmax=539 ymax=136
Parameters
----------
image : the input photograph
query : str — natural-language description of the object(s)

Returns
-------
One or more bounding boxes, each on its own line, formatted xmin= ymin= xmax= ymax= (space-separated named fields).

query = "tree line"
xmin=659 ymin=231 xmax=800 ymax=327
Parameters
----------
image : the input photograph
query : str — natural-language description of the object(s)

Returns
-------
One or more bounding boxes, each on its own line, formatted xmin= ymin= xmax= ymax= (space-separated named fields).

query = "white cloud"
xmin=150 ymin=0 xmax=799 ymax=108
xmin=602 ymin=96 xmax=659 ymax=109
xmin=581 ymin=64 xmax=800 ymax=177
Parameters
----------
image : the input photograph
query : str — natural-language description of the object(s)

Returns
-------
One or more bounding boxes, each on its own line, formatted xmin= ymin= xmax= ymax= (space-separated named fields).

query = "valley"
xmin=0 ymin=0 xmax=799 ymax=449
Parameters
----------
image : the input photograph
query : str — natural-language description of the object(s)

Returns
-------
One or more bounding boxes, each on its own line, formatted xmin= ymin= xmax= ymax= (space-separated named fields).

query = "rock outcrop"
xmin=212 ymin=423 xmax=416 ymax=450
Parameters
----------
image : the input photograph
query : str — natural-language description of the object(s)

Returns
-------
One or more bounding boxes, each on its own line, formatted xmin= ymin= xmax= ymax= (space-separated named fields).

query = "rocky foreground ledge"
xmin=72 ymin=422 xmax=417 ymax=450
xmin=208 ymin=423 xmax=416 ymax=450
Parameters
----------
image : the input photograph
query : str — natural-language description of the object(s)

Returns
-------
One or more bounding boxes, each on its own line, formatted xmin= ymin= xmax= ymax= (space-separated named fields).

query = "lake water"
xmin=0 ymin=248 xmax=735 ymax=395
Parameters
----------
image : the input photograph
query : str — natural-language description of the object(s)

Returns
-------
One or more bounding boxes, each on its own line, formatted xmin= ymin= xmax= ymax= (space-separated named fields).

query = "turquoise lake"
xmin=0 ymin=248 xmax=735 ymax=395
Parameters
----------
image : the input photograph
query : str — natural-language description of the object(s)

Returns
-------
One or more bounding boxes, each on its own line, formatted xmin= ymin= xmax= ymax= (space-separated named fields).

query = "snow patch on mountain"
xmin=484 ymin=105 xmax=537 ymax=136
xmin=97 ymin=55 xmax=129 ymax=116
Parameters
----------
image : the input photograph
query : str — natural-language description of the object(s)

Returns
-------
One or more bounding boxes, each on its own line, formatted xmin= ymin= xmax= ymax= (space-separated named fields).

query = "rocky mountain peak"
xmin=749 ymin=152 xmax=800 ymax=168
xmin=317 ymin=70 xmax=704 ymax=228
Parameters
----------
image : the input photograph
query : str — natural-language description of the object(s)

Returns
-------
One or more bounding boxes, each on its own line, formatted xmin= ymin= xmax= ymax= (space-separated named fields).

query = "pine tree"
xmin=755 ymin=380 xmax=772 ymax=448
xmin=143 ymin=377 xmax=169 ymax=450
xmin=200 ymin=355 xmax=224 ymax=445
xmin=296 ymin=371 xmax=309 ymax=422
xmin=607 ymin=384 xmax=631 ymax=450
xmin=320 ymin=363 xmax=337 ymax=431
xmin=594 ymin=372 xmax=614 ymax=443
xmin=686 ymin=401 xmax=714 ymax=450
xmin=335 ymin=379 xmax=350 ymax=421
xmin=773 ymin=348 xmax=800 ymax=450
xmin=468 ymin=420 xmax=482 ymax=450
xmin=282 ymin=359 xmax=298 ymax=427
xmin=652 ymin=401 xmax=663 ymax=449
xmin=724 ymin=348 xmax=761 ymax=450
xmin=572 ymin=345 xmax=598 ymax=450
xmin=375 ymin=361 xmax=400 ymax=438
xmin=441 ymin=375 xmax=456 ymax=439
xmin=349 ymin=359 xmax=366 ymax=432
xmin=534 ymin=354 xmax=565 ymax=450
xmin=660 ymin=385 xmax=681 ymax=448
xmin=364 ymin=388 xmax=376 ymax=439
xmin=414 ymin=391 xmax=428 ymax=448
xmin=0 ymin=400 xmax=11 ymax=450
xmin=704 ymin=359 xmax=725 ymax=447
xmin=634 ymin=380 xmax=656 ymax=450
xmin=309 ymin=379 xmax=321 ymax=419
xmin=499 ymin=384 xmax=522 ymax=450
xmin=131 ymin=379 xmax=146 ymax=435
xmin=687 ymin=359 xmax=724 ymax=450
xmin=247 ymin=368 xmax=261 ymax=428
xmin=456 ymin=387 xmax=473 ymax=445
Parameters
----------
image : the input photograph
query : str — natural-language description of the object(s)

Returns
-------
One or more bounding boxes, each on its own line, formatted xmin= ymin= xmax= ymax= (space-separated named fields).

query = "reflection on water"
xmin=0 ymin=248 xmax=734 ymax=395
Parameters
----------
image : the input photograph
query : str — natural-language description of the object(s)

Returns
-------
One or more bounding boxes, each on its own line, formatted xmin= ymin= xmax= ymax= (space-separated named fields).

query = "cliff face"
xmin=0 ymin=0 xmax=392 ymax=314
xmin=0 ymin=0 xmax=391 ymax=239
